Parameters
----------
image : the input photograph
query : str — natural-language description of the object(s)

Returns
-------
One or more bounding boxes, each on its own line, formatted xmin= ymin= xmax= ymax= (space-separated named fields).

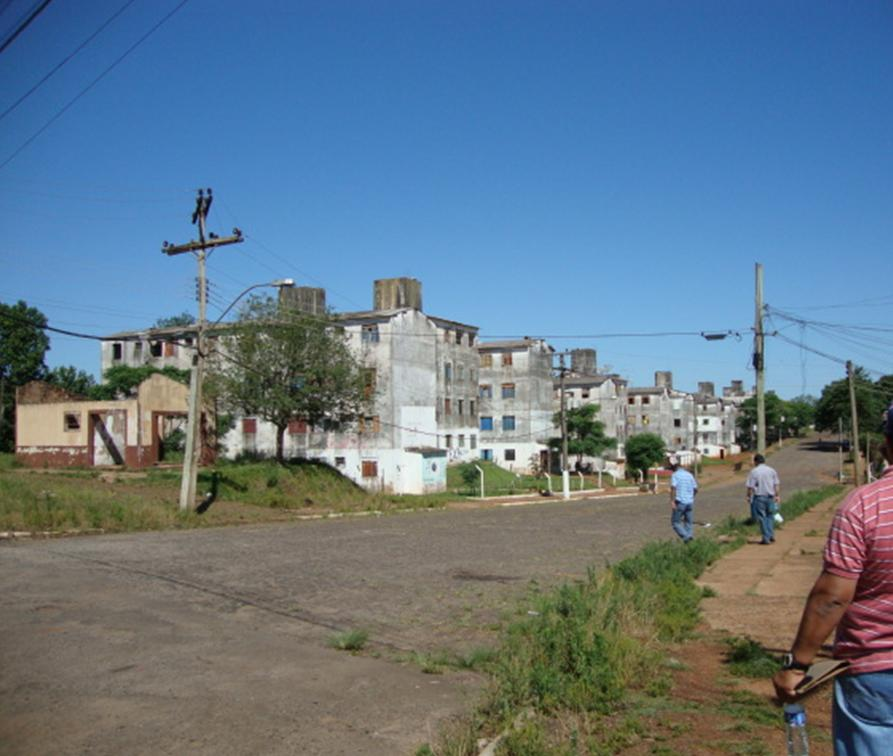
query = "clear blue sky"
xmin=2 ymin=1 xmax=891 ymax=399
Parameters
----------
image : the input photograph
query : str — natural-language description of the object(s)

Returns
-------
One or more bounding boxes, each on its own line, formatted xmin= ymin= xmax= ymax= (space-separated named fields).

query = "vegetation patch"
xmin=327 ymin=628 xmax=369 ymax=651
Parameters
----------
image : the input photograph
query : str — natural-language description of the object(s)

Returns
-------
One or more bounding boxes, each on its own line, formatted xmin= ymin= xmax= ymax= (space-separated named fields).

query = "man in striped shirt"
xmin=773 ymin=402 xmax=893 ymax=754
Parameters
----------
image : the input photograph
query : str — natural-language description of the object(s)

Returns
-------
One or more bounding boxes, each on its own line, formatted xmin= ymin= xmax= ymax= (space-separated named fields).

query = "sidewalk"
xmin=699 ymin=492 xmax=843 ymax=653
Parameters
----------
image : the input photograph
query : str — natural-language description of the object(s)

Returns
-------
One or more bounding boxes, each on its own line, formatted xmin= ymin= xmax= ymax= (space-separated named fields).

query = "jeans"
xmin=833 ymin=670 xmax=893 ymax=755
xmin=671 ymin=501 xmax=693 ymax=542
xmin=751 ymin=495 xmax=774 ymax=543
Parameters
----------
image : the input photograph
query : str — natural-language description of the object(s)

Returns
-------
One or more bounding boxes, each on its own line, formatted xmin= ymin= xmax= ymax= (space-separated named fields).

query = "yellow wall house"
xmin=15 ymin=374 xmax=195 ymax=469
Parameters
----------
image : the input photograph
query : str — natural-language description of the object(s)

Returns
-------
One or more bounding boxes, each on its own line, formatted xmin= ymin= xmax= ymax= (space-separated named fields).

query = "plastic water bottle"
xmin=783 ymin=703 xmax=809 ymax=755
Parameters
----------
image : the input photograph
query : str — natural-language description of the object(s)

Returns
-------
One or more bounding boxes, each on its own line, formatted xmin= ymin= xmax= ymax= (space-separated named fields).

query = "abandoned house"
xmin=15 ymin=374 xmax=199 ymax=469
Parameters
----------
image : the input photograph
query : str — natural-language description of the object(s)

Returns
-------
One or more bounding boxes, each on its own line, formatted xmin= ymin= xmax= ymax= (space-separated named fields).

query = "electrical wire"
xmin=0 ymin=0 xmax=139 ymax=124
xmin=0 ymin=0 xmax=53 ymax=55
xmin=0 ymin=0 xmax=192 ymax=171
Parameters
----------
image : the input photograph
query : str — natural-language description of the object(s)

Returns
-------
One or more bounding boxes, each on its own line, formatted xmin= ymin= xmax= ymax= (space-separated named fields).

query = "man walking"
xmin=669 ymin=456 xmax=698 ymax=543
xmin=773 ymin=402 xmax=893 ymax=754
xmin=746 ymin=453 xmax=780 ymax=544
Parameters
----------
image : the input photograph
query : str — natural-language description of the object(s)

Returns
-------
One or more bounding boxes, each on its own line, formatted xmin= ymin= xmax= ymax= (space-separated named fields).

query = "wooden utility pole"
xmin=846 ymin=360 xmax=863 ymax=486
xmin=754 ymin=263 xmax=766 ymax=454
xmin=558 ymin=353 xmax=570 ymax=499
xmin=162 ymin=188 xmax=243 ymax=511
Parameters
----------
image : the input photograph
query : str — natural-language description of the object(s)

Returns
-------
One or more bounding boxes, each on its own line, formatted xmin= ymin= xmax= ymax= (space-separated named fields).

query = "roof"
xmin=478 ymin=338 xmax=553 ymax=352
xmin=336 ymin=308 xmax=478 ymax=332
xmin=628 ymin=386 xmax=669 ymax=396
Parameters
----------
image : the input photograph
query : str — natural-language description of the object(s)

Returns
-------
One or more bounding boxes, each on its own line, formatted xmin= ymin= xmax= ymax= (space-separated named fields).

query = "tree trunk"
xmin=276 ymin=424 xmax=286 ymax=464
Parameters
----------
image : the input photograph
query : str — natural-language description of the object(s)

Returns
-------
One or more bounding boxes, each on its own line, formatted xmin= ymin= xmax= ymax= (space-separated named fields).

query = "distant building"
xmin=477 ymin=337 xmax=554 ymax=472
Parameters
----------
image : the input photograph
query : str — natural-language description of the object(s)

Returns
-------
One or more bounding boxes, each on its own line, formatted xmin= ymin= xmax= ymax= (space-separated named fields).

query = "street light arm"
xmin=210 ymin=279 xmax=294 ymax=328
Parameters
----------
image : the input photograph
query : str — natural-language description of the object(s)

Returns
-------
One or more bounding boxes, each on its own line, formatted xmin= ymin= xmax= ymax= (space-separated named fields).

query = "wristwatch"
xmin=781 ymin=653 xmax=810 ymax=672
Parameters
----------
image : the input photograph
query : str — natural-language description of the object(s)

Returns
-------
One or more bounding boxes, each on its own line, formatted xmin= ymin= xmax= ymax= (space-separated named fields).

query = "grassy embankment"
xmin=416 ymin=484 xmax=843 ymax=756
xmin=0 ymin=453 xmax=457 ymax=533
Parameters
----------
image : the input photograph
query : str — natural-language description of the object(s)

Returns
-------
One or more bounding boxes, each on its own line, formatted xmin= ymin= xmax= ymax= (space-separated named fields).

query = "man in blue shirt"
xmin=669 ymin=456 xmax=698 ymax=543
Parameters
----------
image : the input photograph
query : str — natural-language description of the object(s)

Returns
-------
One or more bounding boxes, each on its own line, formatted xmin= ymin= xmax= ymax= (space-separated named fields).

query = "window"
xmin=469 ymin=369 xmax=475 ymax=383
xmin=702 ymin=418 xmax=709 ymax=426
xmin=288 ymin=418 xmax=308 ymax=434
xmin=582 ymin=388 xmax=590 ymax=399
xmin=133 ymin=342 xmax=143 ymax=361
xmin=501 ymin=383 xmax=516 ymax=399
xmin=470 ymin=434 xmax=477 ymax=449
xmin=362 ymin=460 xmax=378 ymax=478
xmin=164 ymin=341 xmax=176 ymax=357
xmin=335 ymin=457 xmax=346 ymax=468
xmin=458 ymin=399 xmax=464 ymax=416
xmin=567 ymin=391 xmax=575 ymax=399
xmin=457 ymin=364 xmax=465 ymax=381
xmin=501 ymin=352 xmax=513 ymax=366
xmin=361 ymin=325 xmax=380 ymax=343
xmin=470 ymin=400 xmax=475 ymax=416
xmin=674 ymin=418 xmax=682 ymax=428
xmin=628 ymin=397 xmax=635 ymax=405
xmin=443 ymin=329 xmax=451 ymax=342
xmin=480 ymin=416 xmax=493 ymax=431
xmin=480 ymin=354 xmax=493 ymax=368
xmin=445 ymin=434 xmax=452 ymax=448
xmin=455 ymin=331 xmax=462 ymax=345
xmin=458 ymin=434 xmax=465 ymax=448
xmin=469 ymin=334 xmax=476 ymax=346
xmin=504 ymin=449 xmax=516 ymax=462
xmin=363 ymin=368 xmax=376 ymax=399
xmin=359 ymin=416 xmax=381 ymax=433
xmin=502 ymin=415 xmax=516 ymax=431
xmin=150 ymin=341 xmax=163 ymax=357
xmin=641 ymin=415 xmax=650 ymax=425
xmin=479 ymin=384 xmax=492 ymax=399
xmin=63 ymin=412 xmax=81 ymax=431
xmin=444 ymin=363 xmax=452 ymax=382
xmin=444 ymin=398 xmax=451 ymax=416
xmin=481 ymin=449 xmax=493 ymax=461
xmin=112 ymin=342 xmax=123 ymax=361
xmin=242 ymin=418 xmax=257 ymax=434
xmin=642 ymin=396 xmax=650 ymax=405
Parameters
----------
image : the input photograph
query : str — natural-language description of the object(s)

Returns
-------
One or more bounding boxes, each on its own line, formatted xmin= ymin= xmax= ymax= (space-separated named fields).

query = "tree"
xmin=548 ymin=404 xmax=616 ymax=467
xmin=0 ymin=300 xmax=49 ymax=451
xmin=214 ymin=296 xmax=368 ymax=463
xmin=625 ymin=433 xmax=666 ymax=477
xmin=154 ymin=312 xmax=195 ymax=329
xmin=814 ymin=366 xmax=879 ymax=434
xmin=90 ymin=364 xmax=190 ymax=400
xmin=782 ymin=395 xmax=817 ymax=438
xmin=735 ymin=391 xmax=785 ymax=449
xmin=46 ymin=365 xmax=96 ymax=397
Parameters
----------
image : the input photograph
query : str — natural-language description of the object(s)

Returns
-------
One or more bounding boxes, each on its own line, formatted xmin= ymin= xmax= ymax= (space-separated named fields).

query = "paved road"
xmin=0 ymin=440 xmax=840 ymax=755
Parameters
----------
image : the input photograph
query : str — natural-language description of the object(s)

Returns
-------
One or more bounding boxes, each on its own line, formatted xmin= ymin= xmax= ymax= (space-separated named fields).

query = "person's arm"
xmin=669 ymin=482 xmax=677 ymax=508
xmin=772 ymin=570 xmax=857 ymax=701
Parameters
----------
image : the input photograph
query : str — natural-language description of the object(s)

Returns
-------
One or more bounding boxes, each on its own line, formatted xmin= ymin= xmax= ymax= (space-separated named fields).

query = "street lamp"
xmin=178 ymin=278 xmax=295 ymax=511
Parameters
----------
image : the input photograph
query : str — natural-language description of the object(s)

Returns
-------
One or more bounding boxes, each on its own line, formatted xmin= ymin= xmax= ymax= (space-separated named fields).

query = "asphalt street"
xmin=0 ymin=440 xmax=840 ymax=755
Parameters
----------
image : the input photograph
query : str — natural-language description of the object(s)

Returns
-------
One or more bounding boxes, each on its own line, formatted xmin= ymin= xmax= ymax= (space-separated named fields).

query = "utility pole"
xmin=558 ymin=352 xmax=570 ymax=499
xmin=162 ymin=188 xmax=243 ymax=511
xmin=846 ymin=360 xmax=863 ymax=486
xmin=754 ymin=262 xmax=766 ymax=454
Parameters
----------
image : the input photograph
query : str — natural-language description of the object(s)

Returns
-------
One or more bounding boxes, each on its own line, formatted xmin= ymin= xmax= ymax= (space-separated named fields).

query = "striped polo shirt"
xmin=824 ymin=466 xmax=893 ymax=674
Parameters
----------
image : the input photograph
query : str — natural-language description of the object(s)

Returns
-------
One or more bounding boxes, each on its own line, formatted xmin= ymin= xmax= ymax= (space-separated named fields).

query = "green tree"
xmin=90 ymin=364 xmax=190 ymax=400
xmin=0 ymin=300 xmax=50 ymax=451
xmin=735 ymin=391 xmax=785 ymax=449
xmin=624 ymin=433 xmax=666 ymax=477
xmin=154 ymin=312 xmax=195 ymax=329
xmin=214 ymin=296 xmax=368 ymax=463
xmin=814 ymin=367 xmax=879 ymax=434
xmin=46 ymin=365 xmax=97 ymax=397
xmin=548 ymin=404 xmax=616 ymax=467
xmin=782 ymin=395 xmax=816 ymax=438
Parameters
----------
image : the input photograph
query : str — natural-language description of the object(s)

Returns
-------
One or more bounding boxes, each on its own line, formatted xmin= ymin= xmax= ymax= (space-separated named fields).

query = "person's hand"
xmin=772 ymin=668 xmax=806 ymax=702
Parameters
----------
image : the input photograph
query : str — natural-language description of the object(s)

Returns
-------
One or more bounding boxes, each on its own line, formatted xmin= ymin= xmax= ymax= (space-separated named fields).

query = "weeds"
xmin=327 ymin=628 xmax=368 ymax=651
xmin=724 ymin=637 xmax=780 ymax=678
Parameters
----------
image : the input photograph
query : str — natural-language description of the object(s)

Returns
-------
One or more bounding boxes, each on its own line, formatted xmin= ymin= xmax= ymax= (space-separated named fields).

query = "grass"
xmin=327 ymin=628 xmax=369 ymax=651
xmin=0 ymin=456 xmax=459 ymax=533
xmin=418 ymin=483 xmax=843 ymax=755
xmin=445 ymin=460 xmax=611 ymax=497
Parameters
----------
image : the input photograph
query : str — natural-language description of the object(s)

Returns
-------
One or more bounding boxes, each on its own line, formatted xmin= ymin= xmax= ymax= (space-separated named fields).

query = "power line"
xmin=0 ymin=0 xmax=53 ymax=55
xmin=0 ymin=0 xmax=139 ymax=124
xmin=0 ymin=0 xmax=192 ymax=171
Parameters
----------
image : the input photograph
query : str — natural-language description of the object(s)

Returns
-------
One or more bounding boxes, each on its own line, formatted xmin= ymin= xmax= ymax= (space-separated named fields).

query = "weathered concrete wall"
xmin=373 ymin=278 xmax=422 ymax=311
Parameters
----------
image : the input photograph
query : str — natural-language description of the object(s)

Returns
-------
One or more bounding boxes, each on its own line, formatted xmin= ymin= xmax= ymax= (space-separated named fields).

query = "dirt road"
xmin=0 ymin=440 xmax=839 ymax=755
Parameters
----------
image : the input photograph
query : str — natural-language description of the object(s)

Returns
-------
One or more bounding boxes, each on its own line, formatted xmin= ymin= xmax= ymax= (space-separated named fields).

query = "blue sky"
xmin=1 ymin=1 xmax=891 ymax=399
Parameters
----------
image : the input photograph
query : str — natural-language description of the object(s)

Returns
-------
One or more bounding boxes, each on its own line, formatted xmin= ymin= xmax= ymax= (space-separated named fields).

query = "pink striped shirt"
xmin=824 ymin=466 xmax=893 ymax=674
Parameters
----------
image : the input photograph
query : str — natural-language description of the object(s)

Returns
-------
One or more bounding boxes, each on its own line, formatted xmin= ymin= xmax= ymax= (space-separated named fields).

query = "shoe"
xmin=759 ymin=540 xmax=772 ymax=545
xmin=770 ymin=537 xmax=775 ymax=543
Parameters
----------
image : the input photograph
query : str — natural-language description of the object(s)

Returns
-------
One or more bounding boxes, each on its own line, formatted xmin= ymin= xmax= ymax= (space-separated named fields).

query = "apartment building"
xmin=477 ymin=337 xmax=554 ymax=472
